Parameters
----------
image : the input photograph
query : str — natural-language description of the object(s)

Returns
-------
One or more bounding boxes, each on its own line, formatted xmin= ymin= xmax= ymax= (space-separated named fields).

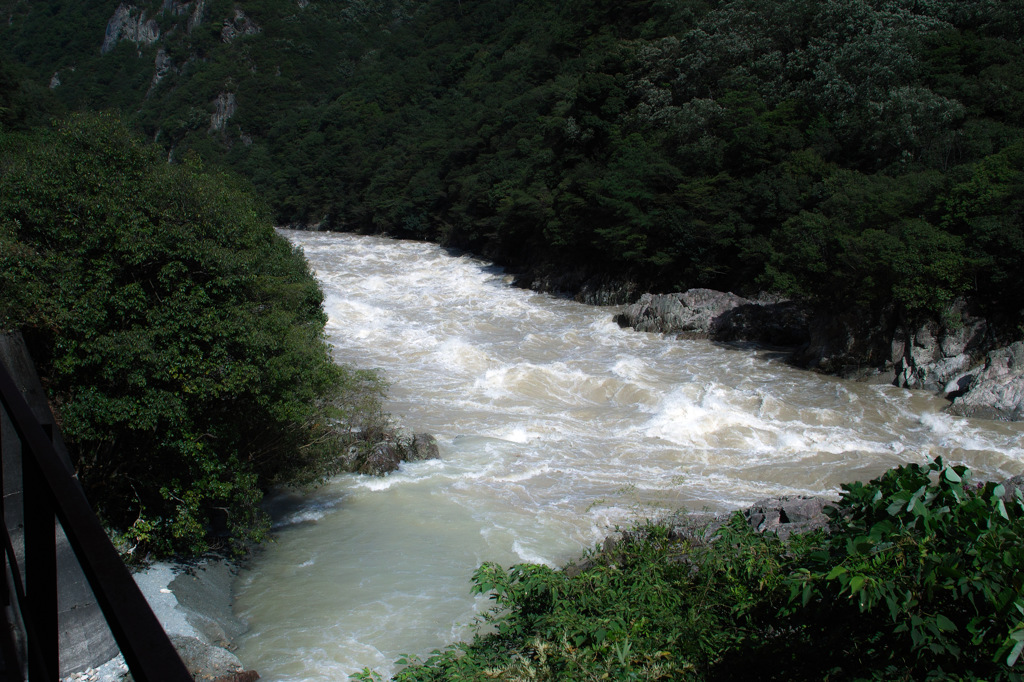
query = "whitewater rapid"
xmin=233 ymin=230 xmax=1024 ymax=681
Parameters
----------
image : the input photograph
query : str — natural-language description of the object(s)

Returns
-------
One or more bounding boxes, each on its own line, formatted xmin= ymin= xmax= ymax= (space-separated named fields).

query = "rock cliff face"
xmin=890 ymin=303 xmax=988 ymax=392
xmin=101 ymin=4 xmax=161 ymax=54
xmin=948 ymin=342 xmax=1024 ymax=421
xmin=209 ymin=92 xmax=236 ymax=133
xmin=616 ymin=290 xmax=1024 ymax=421
xmin=221 ymin=9 xmax=261 ymax=43
xmin=147 ymin=48 xmax=174 ymax=95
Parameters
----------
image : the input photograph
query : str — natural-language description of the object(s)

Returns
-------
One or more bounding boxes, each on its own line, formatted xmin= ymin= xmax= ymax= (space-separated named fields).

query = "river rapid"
xmin=233 ymin=230 xmax=1024 ymax=681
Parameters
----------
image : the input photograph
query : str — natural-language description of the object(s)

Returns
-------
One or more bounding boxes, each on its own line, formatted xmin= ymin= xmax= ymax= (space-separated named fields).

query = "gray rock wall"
xmin=948 ymin=341 xmax=1024 ymax=421
xmin=101 ymin=4 xmax=160 ymax=54
xmin=614 ymin=290 xmax=1023 ymax=421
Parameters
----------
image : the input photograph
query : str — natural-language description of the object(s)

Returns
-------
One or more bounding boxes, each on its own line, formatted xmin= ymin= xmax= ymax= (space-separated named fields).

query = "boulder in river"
xmin=615 ymin=290 xmax=755 ymax=338
xmin=355 ymin=431 xmax=440 ymax=476
xmin=616 ymin=290 xmax=812 ymax=347
xmin=408 ymin=432 xmax=440 ymax=461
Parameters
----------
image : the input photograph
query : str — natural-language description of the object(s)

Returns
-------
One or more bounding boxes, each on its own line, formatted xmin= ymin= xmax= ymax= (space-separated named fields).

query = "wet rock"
xmin=790 ymin=305 xmax=894 ymax=379
xmin=168 ymin=562 xmax=248 ymax=648
xmin=356 ymin=441 xmax=404 ymax=476
xmin=407 ymin=433 xmax=440 ymax=462
xmin=121 ymin=635 xmax=247 ymax=682
xmin=213 ymin=672 xmax=259 ymax=682
xmin=616 ymin=290 xmax=811 ymax=347
xmin=663 ymin=511 xmax=731 ymax=544
xmin=892 ymin=304 xmax=988 ymax=392
xmin=714 ymin=299 xmax=812 ymax=347
xmin=744 ymin=496 xmax=832 ymax=541
xmin=948 ymin=341 xmax=1024 ymax=421
xmin=514 ymin=269 xmax=639 ymax=305
xmin=1000 ymin=474 xmax=1024 ymax=504
xmin=355 ymin=431 xmax=441 ymax=475
xmin=169 ymin=635 xmax=245 ymax=681
xmin=615 ymin=290 xmax=750 ymax=337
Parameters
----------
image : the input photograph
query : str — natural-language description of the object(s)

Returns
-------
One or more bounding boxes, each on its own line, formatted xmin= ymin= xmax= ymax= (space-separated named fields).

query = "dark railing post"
xmin=23 ymin=448 xmax=57 ymax=680
xmin=0 ymin=354 xmax=193 ymax=682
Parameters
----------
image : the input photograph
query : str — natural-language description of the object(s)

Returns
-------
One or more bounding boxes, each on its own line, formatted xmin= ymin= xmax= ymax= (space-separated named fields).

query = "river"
xmin=233 ymin=230 xmax=1024 ymax=681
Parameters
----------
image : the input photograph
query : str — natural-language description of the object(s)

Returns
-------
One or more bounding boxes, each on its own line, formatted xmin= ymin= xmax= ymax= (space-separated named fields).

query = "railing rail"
xmin=0 ymin=360 xmax=192 ymax=681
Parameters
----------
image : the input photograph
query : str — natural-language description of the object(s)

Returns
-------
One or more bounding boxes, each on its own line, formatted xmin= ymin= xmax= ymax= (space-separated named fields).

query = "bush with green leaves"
xmin=0 ymin=113 xmax=386 ymax=556
xmin=365 ymin=459 xmax=1024 ymax=681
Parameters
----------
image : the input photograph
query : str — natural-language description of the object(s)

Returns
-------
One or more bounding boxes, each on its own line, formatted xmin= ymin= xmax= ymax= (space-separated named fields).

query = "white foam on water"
xmin=511 ymin=539 xmax=557 ymax=567
xmin=236 ymin=231 xmax=1024 ymax=681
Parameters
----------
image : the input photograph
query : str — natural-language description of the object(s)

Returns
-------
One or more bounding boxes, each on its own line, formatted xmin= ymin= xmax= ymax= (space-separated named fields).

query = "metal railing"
xmin=0 ymin=360 xmax=192 ymax=681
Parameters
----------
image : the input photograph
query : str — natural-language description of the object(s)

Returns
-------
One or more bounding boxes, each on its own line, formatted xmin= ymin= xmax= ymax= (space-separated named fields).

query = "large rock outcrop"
xmin=615 ymin=290 xmax=811 ymax=346
xmin=146 ymin=48 xmax=175 ymax=96
xmin=615 ymin=289 xmax=750 ymax=337
xmin=890 ymin=303 xmax=988 ymax=392
xmin=789 ymin=306 xmax=895 ymax=379
xmin=101 ymin=4 xmax=160 ymax=54
xmin=615 ymin=289 xmax=1022 ymax=420
xmin=159 ymin=0 xmax=207 ymax=33
xmin=209 ymin=92 xmax=237 ymax=133
xmin=948 ymin=341 xmax=1024 ymax=421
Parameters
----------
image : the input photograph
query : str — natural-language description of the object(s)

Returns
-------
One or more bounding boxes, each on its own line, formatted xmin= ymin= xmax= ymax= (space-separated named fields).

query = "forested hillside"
xmin=2 ymin=0 xmax=1023 ymax=322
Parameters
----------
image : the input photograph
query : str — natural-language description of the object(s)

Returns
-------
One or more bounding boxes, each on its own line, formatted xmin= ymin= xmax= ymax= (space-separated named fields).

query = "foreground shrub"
xmin=362 ymin=459 xmax=1024 ymax=681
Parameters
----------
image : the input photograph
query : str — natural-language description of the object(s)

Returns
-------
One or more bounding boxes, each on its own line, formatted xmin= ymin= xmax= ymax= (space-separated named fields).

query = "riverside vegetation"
xmin=0 ymin=113 xmax=394 ymax=556
xmin=353 ymin=459 xmax=1024 ymax=681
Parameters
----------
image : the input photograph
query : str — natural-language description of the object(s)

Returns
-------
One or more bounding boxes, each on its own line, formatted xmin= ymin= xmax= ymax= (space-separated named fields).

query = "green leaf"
xmin=944 ymin=467 xmax=962 ymax=483
xmin=935 ymin=614 xmax=957 ymax=632
xmin=1008 ymin=640 xmax=1024 ymax=667
xmin=826 ymin=566 xmax=849 ymax=580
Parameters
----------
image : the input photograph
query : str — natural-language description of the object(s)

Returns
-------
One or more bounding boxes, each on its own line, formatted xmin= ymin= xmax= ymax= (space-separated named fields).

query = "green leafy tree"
xmin=0 ymin=113 xmax=382 ymax=555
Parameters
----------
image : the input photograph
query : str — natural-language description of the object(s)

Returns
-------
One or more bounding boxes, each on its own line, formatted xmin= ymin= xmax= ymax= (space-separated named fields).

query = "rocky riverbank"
xmin=63 ymin=558 xmax=257 ymax=682
xmin=571 ymin=471 xmax=1024 ymax=580
xmin=615 ymin=289 xmax=1024 ymax=421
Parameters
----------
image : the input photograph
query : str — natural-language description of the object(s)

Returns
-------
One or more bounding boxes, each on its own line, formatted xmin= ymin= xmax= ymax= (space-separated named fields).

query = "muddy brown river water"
xmin=233 ymin=230 xmax=1024 ymax=681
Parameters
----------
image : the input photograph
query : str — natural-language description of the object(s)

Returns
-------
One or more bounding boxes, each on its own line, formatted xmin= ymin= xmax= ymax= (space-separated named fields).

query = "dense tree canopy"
xmin=3 ymin=0 xmax=1023 ymax=324
xmin=0 ymin=113 xmax=384 ymax=555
